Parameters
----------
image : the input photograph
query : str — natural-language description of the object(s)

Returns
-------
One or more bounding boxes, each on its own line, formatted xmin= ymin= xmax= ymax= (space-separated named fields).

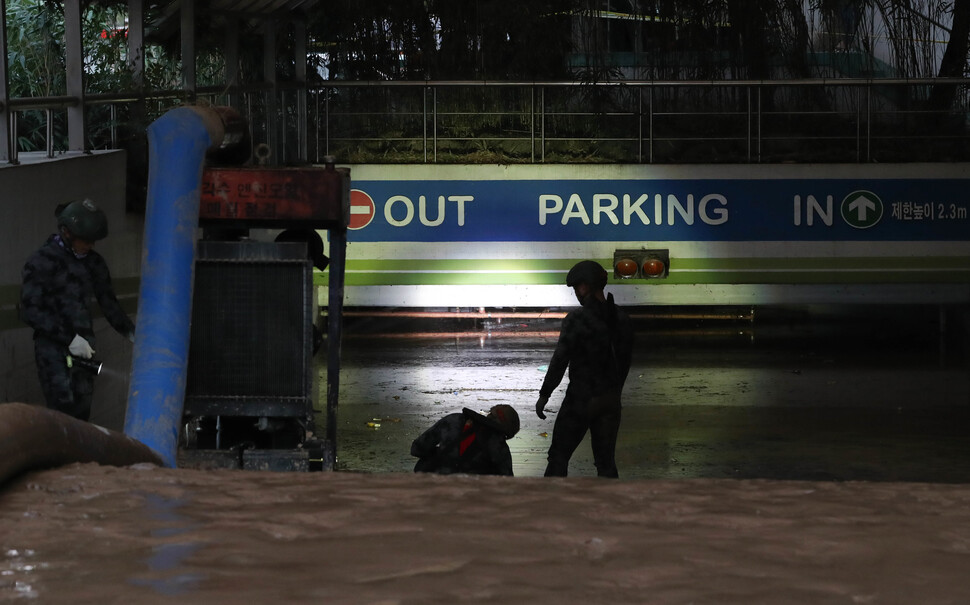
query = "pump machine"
xmin=178 ymin=144 xmax=350 ymax=471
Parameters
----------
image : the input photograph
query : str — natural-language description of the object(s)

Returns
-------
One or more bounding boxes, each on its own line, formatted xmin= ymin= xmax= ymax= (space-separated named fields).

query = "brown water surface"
xmin=4 ymin=311 xmax=970 ymax=603
xmin=3 ymin=464 xmax=970 ymax=604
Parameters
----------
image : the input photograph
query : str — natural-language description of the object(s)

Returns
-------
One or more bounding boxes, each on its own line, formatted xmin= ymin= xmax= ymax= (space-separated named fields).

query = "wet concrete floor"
xmin=321 ymin=307 xmax=970 ymax=482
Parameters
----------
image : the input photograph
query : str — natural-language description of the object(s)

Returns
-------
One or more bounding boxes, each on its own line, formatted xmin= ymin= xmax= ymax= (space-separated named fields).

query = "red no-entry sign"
xmin=349 ymin=189 xmax=376 ymax=230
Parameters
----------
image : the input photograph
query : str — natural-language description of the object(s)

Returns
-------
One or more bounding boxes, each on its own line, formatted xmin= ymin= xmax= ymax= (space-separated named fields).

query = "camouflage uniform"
xmin=539 ymin=293 xmax=633 ymax=478
xmin=411 ymin=410 xmax=514 ymax=476
xmin=20 ymin=235 xmax=135 ymax=421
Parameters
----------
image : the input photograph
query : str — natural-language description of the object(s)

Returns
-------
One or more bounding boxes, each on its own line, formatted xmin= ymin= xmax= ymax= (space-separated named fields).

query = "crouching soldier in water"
xmin=20 ymin=199 xmax=135 ymax=422
xmin=411 ymin=405 xmax=520 ymax=476
xmin=536 ymin=260 xmax=634 ymax=478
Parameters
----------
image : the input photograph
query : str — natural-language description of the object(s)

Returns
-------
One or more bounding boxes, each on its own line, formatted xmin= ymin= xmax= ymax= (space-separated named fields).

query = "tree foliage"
xmin=5 ymin=0 xmax=65 ymax=98
xmin=305 ymin=0 xmax=970 ymax=83
xmin=6 ymin=1 xmax=969 ymax=87
xmin=4 ymin=0 xmax=970 ymax=162
xmin=308 ymin=0 xmax=576 ymax=81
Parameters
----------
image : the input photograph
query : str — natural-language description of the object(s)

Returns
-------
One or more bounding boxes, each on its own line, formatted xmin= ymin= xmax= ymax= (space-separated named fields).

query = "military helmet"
xmin=57 ymin=199 xmax=108 ymax=241
xmin=566 ymin=260 xmax=608 ymax=290
xmin=487 ymin=404 xmax=520 ymax=439
xmin=274 ymin=228 xmax=329 ymax=271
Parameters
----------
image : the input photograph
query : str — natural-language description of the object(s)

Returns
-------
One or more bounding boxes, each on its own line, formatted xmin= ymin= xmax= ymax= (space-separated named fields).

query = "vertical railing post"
xmin=540 ymin=86 xmax=546 ymax=163
xmin=856 ymin=85 xmax=862 ymax=163
xmin=46 ymin=109 xmax=54 ymax=158
xmin=64 ymin=0 xmax=86 ymax=152
xmin=294 ymin=19 xmax=308 ymax=162
xmin=530 ymin=84 xmax=535 ymax=163
xmin=423 ymin=85 xmax=428 ymax=163
xmin=648 ymin=84 xmax=654 ymax=163
xmin=128 ymin=0 xmax=148 ymax=175
xmin=128 ymin=0 xmax=145 ymax=88
xmin=0 ymin=0 xmax=12 ymax=164
xmin=181 ymin=0 xmax=196 ymax=101
xmin=433 ymin=85 xmax=438 ymax=163
xmin=325 ymin=225 xmax=347 ymax=468
xmin=110 ymin=104 xmax=119 ymax=149
xmin=866 ymin=83 xmax=872 ymax=162
xmin=8 ymin=111 xmax=18 ymax=165
xmin=245 ymin=92 xmax=253 ymax=146
xmin=224 ymin=15 xmax=240 ymax=109
xmin=314 ymin=89 xmax=320 ymax=163
xmin=746 ymin=85 xmax=752 ymax=162
xmin=262 ymin=19 xmax=279 ymax=162
xmin=756 ymin=85 xmax=762 ymax=163
xmin=280 ymin=90 xmax=288 ymax=159
xmin=638 ymin=85 xmax=643 ymax=163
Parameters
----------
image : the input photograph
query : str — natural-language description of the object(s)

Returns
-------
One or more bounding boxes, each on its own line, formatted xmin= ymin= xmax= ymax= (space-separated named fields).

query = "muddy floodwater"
xmin=3 ymin=307 xmax=970 ymax=603
xmin=4 ymin=465 xmax=970 ymax=604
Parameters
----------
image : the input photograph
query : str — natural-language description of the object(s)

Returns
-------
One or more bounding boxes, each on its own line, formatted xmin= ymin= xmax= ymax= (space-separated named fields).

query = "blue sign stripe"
xmin=348 ymin=179 xmax=970 ymax=242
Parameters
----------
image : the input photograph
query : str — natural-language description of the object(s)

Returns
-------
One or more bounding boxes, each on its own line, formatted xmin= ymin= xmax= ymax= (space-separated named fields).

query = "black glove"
xmin=535 ymin=394 xmax=549 ymax=419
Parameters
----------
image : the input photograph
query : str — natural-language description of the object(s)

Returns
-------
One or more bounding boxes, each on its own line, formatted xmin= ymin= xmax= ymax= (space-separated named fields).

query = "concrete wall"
xmin=0 ymin=151 xmax=141 ymax=431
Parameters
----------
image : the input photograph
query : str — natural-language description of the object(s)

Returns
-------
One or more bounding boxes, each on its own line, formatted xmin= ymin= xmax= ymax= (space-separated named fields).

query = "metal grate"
xmin=185 ymin=241 xmax=312 ymax=417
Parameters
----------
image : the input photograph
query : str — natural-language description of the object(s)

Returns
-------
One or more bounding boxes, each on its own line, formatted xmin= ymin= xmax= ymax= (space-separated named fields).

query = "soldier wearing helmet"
xmin=535 ymin=260 xmax=634 ymax=478
xmin=411 ymin=404 xmax=520 ymax=476
xmin=20 ymin=199 xmax=135 ymax=421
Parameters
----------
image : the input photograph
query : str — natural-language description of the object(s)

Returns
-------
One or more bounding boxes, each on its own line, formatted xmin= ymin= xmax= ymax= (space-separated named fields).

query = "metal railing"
xmin=4 ymin=78 xmax=970 ymax=165
xmin=310 ymin=79 xmax=970 ymax=164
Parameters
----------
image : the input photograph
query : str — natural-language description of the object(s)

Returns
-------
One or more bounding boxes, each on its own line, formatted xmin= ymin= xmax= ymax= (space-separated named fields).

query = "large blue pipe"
xmin=124 ymin=106 xmax=224 ymax=467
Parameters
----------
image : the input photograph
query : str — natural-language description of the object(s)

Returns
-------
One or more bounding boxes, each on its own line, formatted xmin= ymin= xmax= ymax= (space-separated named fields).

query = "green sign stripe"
xmin=317 ymin=269 xmax=970 ymax=287
xmin=674 ymin=257 xmax=970 ymax=270
xmin=339 ymin=256 xmax=970 ymax=275
xmin=660 ymin=271 xmax=970 ymax=285
xmin=320 ymin=255 xmax=970 ymax=286
xmin=321 ymin=272 xmax=570 ymax=286
xmin=344 ymin=258 xmax=583 ymax=271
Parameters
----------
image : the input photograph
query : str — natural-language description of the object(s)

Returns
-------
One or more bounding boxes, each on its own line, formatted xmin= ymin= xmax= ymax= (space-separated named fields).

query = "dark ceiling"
xmin=140 ymin=0 xmax=320 ymax=45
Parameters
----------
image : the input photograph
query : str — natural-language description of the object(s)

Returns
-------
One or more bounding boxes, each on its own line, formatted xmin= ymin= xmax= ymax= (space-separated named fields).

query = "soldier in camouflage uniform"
xmin=536 ymin=260 xmax=634 ymax=478
xmin=20 ymin=199 xmax=135 ymax=421
xmin=411 ymin=405 xmax=520 ymax=476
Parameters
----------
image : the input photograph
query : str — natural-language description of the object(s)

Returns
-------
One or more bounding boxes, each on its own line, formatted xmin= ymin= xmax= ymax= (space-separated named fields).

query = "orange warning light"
xmin=642 ymin=257 xmax=666 ymax=277
xmin=612 ymin=248 xmax=670 ymax=279
xmin=614 ymin=257 xmax=639 ymax=278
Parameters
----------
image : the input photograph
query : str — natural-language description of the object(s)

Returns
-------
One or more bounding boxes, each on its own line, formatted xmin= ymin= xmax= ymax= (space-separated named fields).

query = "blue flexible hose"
xmin=124 ymin=106 xmax=223 ymax=467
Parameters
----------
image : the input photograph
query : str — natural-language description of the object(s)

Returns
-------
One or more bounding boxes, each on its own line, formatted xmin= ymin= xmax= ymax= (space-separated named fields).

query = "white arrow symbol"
xmin=848 ymin=197 xmax=876 ymax=222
